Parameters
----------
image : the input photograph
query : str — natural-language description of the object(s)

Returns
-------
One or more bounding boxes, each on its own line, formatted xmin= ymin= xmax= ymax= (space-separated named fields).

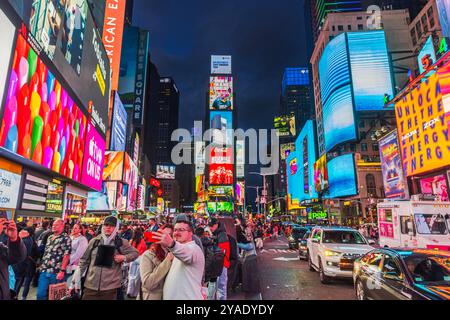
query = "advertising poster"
xmin=395 ymin=64 xmax=450 ymax=177
xmin=420 ymin=175 xmax=449 ymax=201
xmin=110 ymin=93 xmax=127 ymax=151
xmin=286 ymin=151 xmax=301 ymax=210
xmin=274 ymin=115 xmax=296 ymax=138
xmin=210 ymin=111 xmax=233 ymax=146
xmin=379 ymin=131 xmax=409 ymax=199
xmin=314 ymin=154 xmax=329 ymax=193
xmin=280 ymin=143 xmax=295 ymax=160
xmin=327 ymin=154 xmax=357 ymax=198
xmin=103 ymin=151 xmax=124 ymax=181
xmin=194 ymin=141 xmax=206 ymax=176
xmin=65 ymin=193 xmax=87 ymax=216
xmin=0 ymin=168 xmax=22 ymax=210
xmin=0 ymin=6 xmax=16 ymax=114
xmin=116 ymin=182 xmax=128 ymax=211
xmin=0 ymin=33 xmax=88 ymax=183
xmin=124 ymin=153 xmax=138 ymax=212
xmin=156 ymin=165 xmax=176 ymax=180
xmin=102 ymin=0 xmax=127 ymax=91
xmin=208 ymin=186 xmax=234 ymax=199
xmin=87 ymin=183 xmax=111 ymax=211
xmin=207 ymin=202 xmax=233 ymax=213
xmin=45 ymin=180 xmax=64 ymax=213
xmin=209 ymin=76 xmax=233 ymax=110
xmin=211 ymin=55 xmax=232 ymax=75
xmin=59 ymin=0 xmax=88 ymax=75
xmin=81 ymin=122 xmax=105 ymax=191
xmin=236 ymin=181 xmax=245 ymax=206
xmin=209 ymin=147 xmax=233 ymax=185
xmin=29 ymin=0 xmax=65 ymax=59
xmin=418 ymin=36 xmax=438 ymax=75
xmin=137 ymin=184 xmax=145 ymax=211
xmin=379 ymin=208 xmax=394 ymax=239
xmin=437 ymin=0 xmax=450 ymax=38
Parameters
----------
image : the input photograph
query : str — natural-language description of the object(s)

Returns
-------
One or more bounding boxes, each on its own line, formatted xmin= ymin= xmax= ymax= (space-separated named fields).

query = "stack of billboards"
xmin=0 ymin=1 xmax=110 ymax=219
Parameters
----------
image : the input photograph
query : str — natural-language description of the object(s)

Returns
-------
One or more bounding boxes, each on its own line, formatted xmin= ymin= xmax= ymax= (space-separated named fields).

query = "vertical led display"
xmin=209 ymin=76 xmax=233 ymax=110
xmin=209 ymin=147 xmax=233 ymax=185
xmin=347 ymin=31 xmax=394 ymax=111
xmin=0 ymin=6 xmax=16 ymax=112
xmin=327 ymin=154 xmax=357 ymax=198
xmin=210 ymin=111 xmax=233 ymax=146
xmin=294 ymin=120 xmax=317 ymax=201
xmin=1 ymin=33 xmax=88 ymax=184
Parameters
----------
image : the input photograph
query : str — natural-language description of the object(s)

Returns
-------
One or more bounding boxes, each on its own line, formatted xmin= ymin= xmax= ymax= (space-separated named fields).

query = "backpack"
xmin=204 ymin=242 xmax=225 ymax=280
xmin=228 ymin=235 xmax=239 ymax=262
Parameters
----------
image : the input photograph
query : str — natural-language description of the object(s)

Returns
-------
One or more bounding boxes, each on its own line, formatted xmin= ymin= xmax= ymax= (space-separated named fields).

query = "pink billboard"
xmin=81 ymin=123 xmax=105 ymax=191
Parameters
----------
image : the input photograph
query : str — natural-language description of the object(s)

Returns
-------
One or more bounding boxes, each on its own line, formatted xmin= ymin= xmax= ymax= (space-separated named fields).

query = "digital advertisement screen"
xmin=420 ymin=175 xmax=449 ymax=201
xmin=156 ymin=164 xmax=176 ymax=180
xmin=347 ymin=31 xmax=394 ymax=111
xmin=0 ymin=33 xmax=88 ymax=184
xmin=236 ymin=140 xmax=245 ymax=178
xmin=319 ymin=33 xmax=356 ymax=152
xmin=274 ymin=115 xmax=296 ymax=138
xmin=395 ymin=63 xmax=450 ymax=176
xmin=211 ymin=55 xmax=232 ymax=75
xmin=0 ymin=165 xmax=22 ymax=210
xmin=0 ymin=7 xmax=16 ymax=115
xmin=210 ymin=111 xmax=233 ymax=146
xmin=379 ymin=131 xmax=408 ymax=199
xmin=418 ymin=36 xmax=437 ymax=75
xmin=286 ymin=151 xmax=300 ymax=205
xmin=209 ymin=147 xmax=233 ymax=185
xmin=110 ymin=92 xmax=127 ymax=151
xmin=103 ymin=151 xmax=124 ymax=181
xmin=236 ymin=181 xmax=245 ymax=206
xmin=65 ymin=193 xmax=87 ymax=216
xmin=195 ymin=141 xmax=206 ymax=176
xmin=437 ymin=0 xmax=450 ymax=38
xmin=209 ymin=76 xmax=233 ymax=111
xmin=294 ymin=120 xmax=317 ymax=201
xmin=314 ymin=154 xmax=329 ymax=193
xmin=280 ymin=143 xmax=295 ymax=160
xmin=87 ymin=182 xmax=111 ymax=211
xmin=124 ymin=153 xmax=138 ymax=212
xmin=208 ymin=186 xmax=234 ymax=199
xmin=207 ymin=202 xmax=233 ymax=213
xmin=327 ymin=154 xmax=358 ymax=198
xmin=45 ymin=179 xmax=64 ymax=213
xmin=81 ymin=122 xmax=105 ymax=191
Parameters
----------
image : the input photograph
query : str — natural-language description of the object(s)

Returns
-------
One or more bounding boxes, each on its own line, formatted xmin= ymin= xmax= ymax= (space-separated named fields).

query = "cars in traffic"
xmin=298 ymin=230 xmax=311 ymax=260
xmin=307 ymin=226 xmax=375 ymax=284
xmin=288 ymin=226 xmax=312 ymax=249
xmin=353 ymin=248 xmax=450 ymax=300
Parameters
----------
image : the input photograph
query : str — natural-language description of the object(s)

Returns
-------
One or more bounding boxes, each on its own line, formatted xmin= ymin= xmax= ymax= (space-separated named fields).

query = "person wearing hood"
xmin=208 ymin=217 xmax=230 ymax=300
xmin=70 ymin=216 xmax=139 ymax=300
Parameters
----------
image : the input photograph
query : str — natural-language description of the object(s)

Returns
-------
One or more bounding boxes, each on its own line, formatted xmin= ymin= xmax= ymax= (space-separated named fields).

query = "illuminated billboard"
xmin=280 ymin=143 xmax=295 ymax=160
xmin=207 ymin=202 xmax=233 ymax=213
xmin=286 ymin=151 xmax=300 ymax=205
xmin=194 ymin=141 xmax=205 ymax=176
xmin=294 ymin=120 xmax=317 ymax=200
xmin=156 ymin=164 xmax=176 ymax=180
xmin=236 ymin=140 xmax=245 ymax=178
xmin=209 ymin=147 xmax=233 ymax=185
xmin=211 ymin=55 xmax=232 ymax=75
xmin=347 ymin=31 xmax=394 ymax=111
xmin=236 ymin=181 xmax=245 ymax=206
xmin=209 ymin=76 xmax=233 ymax=110
xmin=81 ymin=122 xmax=106 ymax=191
xmin=314 ymin=154 xmax=329 ymax=193
xmin=437 ymin=0 xmax=450 ymax=38
xmin=103 ymin=151 xmax=124 ymax=181
xmin=0 ymin=6 xmax=16 ymax=113
xmin=274 ymin=115 xmax=296 ymax=137
xmin=124 ymin=153 xmax=138 ymax=212
xmin=0 ymin=33 xmax=89 ymax=185
xmin=327 ymin=154 xmax=357 ymax=198
xmin=110 ymin=92 xmax=127 ymax=151
xmin=379 ymin=131 xmax=408 ymax=199
xmin=208 ymin=186 xmax=234 ymax=199
xmin=419 ymin=175 xmax=449 ymax=201
xmin=210 ymin=111 xmax=233 ymax=146
xmin=395 ymin=63 xmax=450 ymax=177
xmin=418 ymin=36 xmax=437 ymax=75
xmin=319 ymin=33 xmax=356 ymax=152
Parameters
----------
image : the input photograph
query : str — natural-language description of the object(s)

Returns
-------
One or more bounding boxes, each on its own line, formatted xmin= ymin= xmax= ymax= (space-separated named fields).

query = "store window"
xmin=400 ymin=216 xmax=416 ymax=235
xmin=366 ymin=174 xmax=377 ymax=196
xmin=361 ymin=143 xmax=368 ymax=152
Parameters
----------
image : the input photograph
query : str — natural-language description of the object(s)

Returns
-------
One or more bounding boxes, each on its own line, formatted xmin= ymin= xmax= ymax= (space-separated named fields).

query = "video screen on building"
xmin=110 ymin=93 xmax=127 ymax=151
xmin=294 ymin=120 xmax=317 ymax=201
xmin=211 ymin=55 xmax=232 ymax=75
xmin=210 ymin=76 xmax=233 ymax=110
xmin=0 ymin=33 xmax=90 ymax=185
xmin=314 ymin=154 xmax=329 ymax=193
xmin=286 ymin=151 xmax=300 ymax=205
xmin=274 ymin=115 xmax=296 ymax=138
xmin=347 ymin=31 xmax=394 ymax=111
xmin=156 ymin=164 xmax=176 ymax=180
xmin=208 ymin=186 xmax=234 ymax=199
xmin=280 ymin=143 xmax=295 ymax=160
xmin=327 ymin=154 xmax=357 ymax=198
xmin=0 ymin=6 xmax=16 ymax=115
xmin=207 ymin=202 xmax=233 ymax=213
xmin=210 ymin=111 xmax=233 ymax=146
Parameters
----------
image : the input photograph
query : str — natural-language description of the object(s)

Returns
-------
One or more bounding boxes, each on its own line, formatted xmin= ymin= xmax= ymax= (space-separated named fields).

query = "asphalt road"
xmin=253 ymin=236 xmax=355 ymax=300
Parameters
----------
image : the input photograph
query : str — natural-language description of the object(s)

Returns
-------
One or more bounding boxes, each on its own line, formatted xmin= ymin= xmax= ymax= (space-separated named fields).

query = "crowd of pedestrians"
xmin=0 ymin=214 xmax=267 ymax=300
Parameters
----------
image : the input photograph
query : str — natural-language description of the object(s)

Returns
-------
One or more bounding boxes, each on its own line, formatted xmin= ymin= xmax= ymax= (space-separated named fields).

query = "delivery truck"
xmin=377 ymin=201 xmax=450 ymax=251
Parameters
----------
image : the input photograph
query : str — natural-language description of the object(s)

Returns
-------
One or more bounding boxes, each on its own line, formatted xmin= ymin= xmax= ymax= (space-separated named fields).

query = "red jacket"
xmin=213 ymin=224 xmax=230 ymax=269
xmin=131 ymin=239 xmax=147 ymax=256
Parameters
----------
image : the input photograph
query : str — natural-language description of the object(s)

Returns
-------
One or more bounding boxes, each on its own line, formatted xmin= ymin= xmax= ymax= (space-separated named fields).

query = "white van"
xmin=377 ymin=201 xmax=450 ymax=251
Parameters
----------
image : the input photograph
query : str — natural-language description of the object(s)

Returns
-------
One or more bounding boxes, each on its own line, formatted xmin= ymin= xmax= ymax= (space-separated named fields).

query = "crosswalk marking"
xmin=259 ymin=249 xmax=297 ymax=254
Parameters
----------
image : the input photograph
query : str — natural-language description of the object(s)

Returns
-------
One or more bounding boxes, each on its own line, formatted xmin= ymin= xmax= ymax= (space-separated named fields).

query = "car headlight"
xmin=324 ymin=250 xmax=341 ymax=257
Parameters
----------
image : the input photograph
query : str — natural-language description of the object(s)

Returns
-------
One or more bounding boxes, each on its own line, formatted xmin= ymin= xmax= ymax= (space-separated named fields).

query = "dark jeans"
xmin=82 ymin=288 xmax=118 ymax=300
xmin=14 ymin=275 xmax=33 ymax=300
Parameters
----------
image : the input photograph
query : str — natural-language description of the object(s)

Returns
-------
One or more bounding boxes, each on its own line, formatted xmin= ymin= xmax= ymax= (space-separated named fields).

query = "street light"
xmin=247 ymin=185 xmax=263 ymax=215
xmin=249 ymin=171 xmax=277 ymax=215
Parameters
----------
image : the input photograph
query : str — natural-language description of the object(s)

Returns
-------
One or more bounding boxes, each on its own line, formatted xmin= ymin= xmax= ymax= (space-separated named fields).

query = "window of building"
xmin=372 ymin=144 xmax=379 ymax=152
xmin=361 ymin=143 xmax=368 ymax=152
xmin=348 ymin=25 xmax=352 ymax=31
xmin=359 ymin=120 xmax=365 ymax=128
xmin=357 ymin=16 xmax=363 ymax=20
xmin=358 ymin=24 xmax=364 ymax=31
xmin=350 ymin=144 xmax=356 ymax=152
xmin=416 ymin=21 xmax=422 ymax=37
xmin=338 ymin=25 xmax=344 ymax=31
xmin=360 ymin=132 xmax=367 ymax=140
xmin=366 ymin=174 xmax=377 ymax=196
xmin=422 ymin=15 xmax=428 ymax=33
xmin=332 ymin=25 xmax=336 ymax=31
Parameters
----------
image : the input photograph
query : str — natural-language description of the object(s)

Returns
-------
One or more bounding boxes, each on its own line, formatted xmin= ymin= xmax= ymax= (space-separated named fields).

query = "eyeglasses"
xmin=173 ymin=228 xmax=190 ymax=233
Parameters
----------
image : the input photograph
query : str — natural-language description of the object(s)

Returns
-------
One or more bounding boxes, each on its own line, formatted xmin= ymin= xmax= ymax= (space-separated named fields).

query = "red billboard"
xmin=209 ymin=147 xmax=233 ymax=185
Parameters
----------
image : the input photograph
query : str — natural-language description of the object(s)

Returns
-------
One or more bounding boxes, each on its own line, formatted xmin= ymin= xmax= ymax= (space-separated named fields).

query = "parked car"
xmin=307 ymin=226 xmax=375 ymax=284
xmin=288 ymin=226 xmax=311 ymax=250
xmin=353 ymin=248 xmax=450 ymax=300
xmin=298 ymin=230 xmax=311 ymax=260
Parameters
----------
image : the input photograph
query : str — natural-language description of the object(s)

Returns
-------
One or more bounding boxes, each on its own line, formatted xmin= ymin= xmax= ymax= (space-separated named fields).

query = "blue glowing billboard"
xmin=110 ymin=92 xmax=127 ymax=151
xmin=210 ymin=111 xmax=233 ymax=146
xmin=294 ymin=120 xmax=318 ymax=202
xmin=418 ymin=35 xmax=437 ymax=75
xmin=286 ymin=151 xmax=301 ymax=203
xmin=347 ymin=31 xmax=394 ymax=111
xmin=327 ymin=154 xmax=358 ymax=198
xmin=319 ymin=34 xmax=357 ymax=152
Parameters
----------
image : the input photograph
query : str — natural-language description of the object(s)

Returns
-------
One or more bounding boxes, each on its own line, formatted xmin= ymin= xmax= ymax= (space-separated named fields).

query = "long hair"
xmin=131 ymin=229 xmax=143 ymax=247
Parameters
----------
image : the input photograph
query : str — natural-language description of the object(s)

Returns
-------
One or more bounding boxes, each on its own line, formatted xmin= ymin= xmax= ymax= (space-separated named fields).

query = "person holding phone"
xmin=0 ymin=218 xmax=27 ymax=300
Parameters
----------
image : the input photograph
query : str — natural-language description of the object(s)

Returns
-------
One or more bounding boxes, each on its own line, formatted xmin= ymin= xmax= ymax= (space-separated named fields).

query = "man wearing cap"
xmin=208 ymin=217 xmax=230 ymax=300
xmin=153 ymin=218 xmax=205 ymax=300
xmin=70 ymin=216 xmax=139 ymax=300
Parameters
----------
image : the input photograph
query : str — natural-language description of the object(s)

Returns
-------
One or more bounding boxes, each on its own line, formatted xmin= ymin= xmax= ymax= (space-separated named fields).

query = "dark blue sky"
xmin=133 ymin=0 xmax=308 ymax=206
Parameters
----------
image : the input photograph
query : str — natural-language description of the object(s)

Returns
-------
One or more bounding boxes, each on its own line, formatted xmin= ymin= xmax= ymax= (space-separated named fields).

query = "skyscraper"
xmin=308 ymin=0 xmax=364 ymax=42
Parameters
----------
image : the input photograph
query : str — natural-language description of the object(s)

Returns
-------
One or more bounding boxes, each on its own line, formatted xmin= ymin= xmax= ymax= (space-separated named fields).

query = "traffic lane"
xmin=259 ymin=237 xmax=355 ymax=300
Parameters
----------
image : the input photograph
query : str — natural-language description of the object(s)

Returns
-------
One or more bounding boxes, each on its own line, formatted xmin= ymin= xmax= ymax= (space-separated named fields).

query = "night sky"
xmin=133 ymin=0 xmax=308 ymax=205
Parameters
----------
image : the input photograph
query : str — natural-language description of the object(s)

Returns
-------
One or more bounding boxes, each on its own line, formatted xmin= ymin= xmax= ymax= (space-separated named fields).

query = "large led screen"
xmin=274 ymin=115 xmax=296 ymax=138
xmin=209 ymin=147 xmax=233 ymax=185
xmin=347 ymin=31 xmax=394 ymax=111
xmin=294 ymin=120 xmax=317 ymax=201
xmin=81 ymin=122 xmax=105 ymax=191
xmin=211 ymin=55 xmax=232 ymax=75
xmin=210 ymin=76 xmax=233 ymax=110
xmin=286 ymin=151 xmax=301 ymax=204
xmin=0 ymin=7 xmax=16 ymax=113
xmin=418 ymin=36 xmax=437 ymax=75
xmin=207 ymin=202 xmax=233 ymax=213
xmin=156 ymin=164 xmax=176 ymax=180
xmin=319 ymin=34 xmax=356 ymax=152
xmin=437 ymin=0 xmax=450 ymax=38
xmin=379 ymin=131 xmax=408 ymax=199
xmin=124 ymin=153 xmax=138 ymax=212
xmin=327 ymin=154 xmax=358 ymax=198
xmin=210 ymin=111 xmax=233 ymax=146
xmin=110 ymin=92 xmax=127 ymax=151
xmin=0 ymin=33 xmax=88 ymax=184
xmin=395 ymin=63 xmax=450 ymax=177
xmin=314 ymin=154 xmax=329 ymax=193
xmin=208 ymin=186 xmax=234 ymax=199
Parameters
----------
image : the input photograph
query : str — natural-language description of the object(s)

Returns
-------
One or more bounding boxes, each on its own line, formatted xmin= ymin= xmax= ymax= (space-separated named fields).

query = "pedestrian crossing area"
xmin=260 ymin=248 xmax=297 ymax=254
